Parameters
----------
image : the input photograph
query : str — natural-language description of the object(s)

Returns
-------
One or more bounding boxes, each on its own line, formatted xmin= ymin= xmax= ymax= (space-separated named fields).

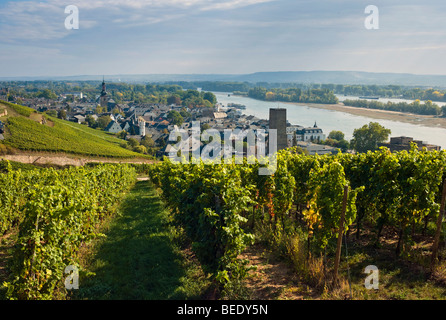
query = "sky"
xmin=1 ymin=0 xmax=446 ymax=77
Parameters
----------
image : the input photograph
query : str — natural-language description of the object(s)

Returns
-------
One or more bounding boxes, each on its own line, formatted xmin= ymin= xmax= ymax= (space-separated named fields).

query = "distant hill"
xmin=235 ymin=71 xmax=446 ymax=87
xmin=0 ymin=100 xmax=147 ymax=159
xmin=2 ymin=71 xmax=446 ymax=87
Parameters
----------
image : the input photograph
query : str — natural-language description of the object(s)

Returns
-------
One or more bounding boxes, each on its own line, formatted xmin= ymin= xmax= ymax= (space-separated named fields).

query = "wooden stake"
xmin=334 ymin=185 xmax=349 ymax=281
xmin=431 ymin=178 xmax=446 ymax=271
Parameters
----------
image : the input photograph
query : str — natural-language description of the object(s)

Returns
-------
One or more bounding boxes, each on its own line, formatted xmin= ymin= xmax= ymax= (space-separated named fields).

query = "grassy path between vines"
xmin=74 ymin=179 xmax=210 ymax=300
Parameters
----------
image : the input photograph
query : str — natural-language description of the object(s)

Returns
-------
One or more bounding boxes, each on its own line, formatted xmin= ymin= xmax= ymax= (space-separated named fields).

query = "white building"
xmin=287 ymin=122 xmax=326 ymax=146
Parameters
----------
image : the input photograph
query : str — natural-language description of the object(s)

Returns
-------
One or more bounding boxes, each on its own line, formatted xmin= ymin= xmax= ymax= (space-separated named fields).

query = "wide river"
xmin=213 ymin=92 xmax=446 ymax=149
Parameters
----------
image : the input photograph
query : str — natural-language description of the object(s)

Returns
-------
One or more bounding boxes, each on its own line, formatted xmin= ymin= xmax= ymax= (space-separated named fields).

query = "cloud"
xmin=0 ymin=0 xmax=276 ymax=42
xmin=0 ymin=1 xmax=97 ymax=42
xmin=199 ymin=0 xmax=275 ymax=11
xmin=46 ymin=0 xmax=274 ymax=11
xmin=1 ymin=0 xmax=446 ymax=76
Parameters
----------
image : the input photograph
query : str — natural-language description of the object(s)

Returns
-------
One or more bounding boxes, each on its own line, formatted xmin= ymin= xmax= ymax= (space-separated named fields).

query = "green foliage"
xmin=96 ymin=115 xmax=112 ymax=129
xmin=304 ymin=160 xmax=363 ymax=251
xmin=350 ymin=122 xmax=391 ymax=153
xmin=248 ymin=87 xmax=339 ymax=104
xmin=37 ymin=89 xmax=57 ymax=100
xmin=167 ymin=110 xmax=184 ymax=126
xmin=0 ymin=100 xmax=34 ymax=117
xmin=148 ymin=161 xmax=255 ymax=295
xmin=203 ymin=92 xmax=217 ymax=104
xmin=149 ymin=146 xmax=446 ymax=293
xmin=328 ymin=130 xmax=345 ymax=141
xmin=57 ymin=109 xmax=66 ymax=120
xmin=3 ymin=116 xmax=144 ymax=158
xmin=1 ymin=164 xmax=137 ymax=299
xmin=323 ymin=131 xmax=350 ymax=152
xmin=343 ymin=99 xmax=442 ymax=116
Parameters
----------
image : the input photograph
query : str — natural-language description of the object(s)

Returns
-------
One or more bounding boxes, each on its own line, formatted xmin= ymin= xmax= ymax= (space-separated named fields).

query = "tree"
xmin=203 ymin=92 xmax=217 ymax=104
xmin=117 ymin=130 xmax=127 ymax=140
xmin=133 ymin=145 xmax=147 ymax=154
xmin=442 ymin=105 xmax=446 ymax=118
xmin=336 ymin=139 xmax=350 ymax=152
xmin=167 ymin=95 xmax=182 ymax=105
xmin=167 ymin=110 xmax=184 ymax=126
xmin=328 ymin=130 xmax=345 ymax=141
xmin=95 ymin=105 xmax=103 ymax=114
xmin=127 ymin=138 xmax=140 ymax=148
xmin=140 ymin=135 xmax=155 ymax=149
xmin=97 ymin=115 xmax=112 ymax=129
xmin=180 ymin=107 xmax=191 ymax=119
xmin=85 ymin=115 xmax=97 ymax=128
xmin=57 ymin=109 xmax=66 ymax=120
xmin=201 ymin=123 xmax=211 ymax=132
xmin=38 ymin=89 xmax=57 ymax=100
xmin=350 ymin=122 xmax=391 ymax=153
xmin=292 ymin=131 xmax=298 ymax=147
xmin=326 ymin=130 xmax=349 ymax=152
xmin=45 ymin=110 xmax=57 ymax=118
xmin=111 ymin=106 xmax=121 ymax=115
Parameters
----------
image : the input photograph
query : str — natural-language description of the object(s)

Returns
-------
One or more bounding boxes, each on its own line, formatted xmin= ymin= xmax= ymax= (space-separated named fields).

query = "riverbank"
xmin=282 ymin=101 xmax=446 ymax=129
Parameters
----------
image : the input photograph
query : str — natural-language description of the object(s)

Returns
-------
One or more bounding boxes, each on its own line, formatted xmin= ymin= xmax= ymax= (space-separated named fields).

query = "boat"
xmin=359 ymin=96 xmax=380 ymax=100
xmin=227 ymin=103 xmax=246 ymax=110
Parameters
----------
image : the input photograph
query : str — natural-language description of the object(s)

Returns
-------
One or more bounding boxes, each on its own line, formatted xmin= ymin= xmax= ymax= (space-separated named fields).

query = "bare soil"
xmin=240 ymin=244 xmax=318 ymax=300
xmin=0 ymin=153 xmax=156 ymax=167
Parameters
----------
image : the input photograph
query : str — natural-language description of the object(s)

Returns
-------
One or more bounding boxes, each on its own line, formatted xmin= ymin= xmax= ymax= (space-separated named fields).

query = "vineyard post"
xmin=431 ymin=178 xmax=446 ymax=271
xmin=334 ymin=185 xmax=349 ymax=282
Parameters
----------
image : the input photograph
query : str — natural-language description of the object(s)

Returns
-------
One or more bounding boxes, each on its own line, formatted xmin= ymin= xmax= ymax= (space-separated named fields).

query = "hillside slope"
xmin=0 ymin=100 xmax=147 ymax=159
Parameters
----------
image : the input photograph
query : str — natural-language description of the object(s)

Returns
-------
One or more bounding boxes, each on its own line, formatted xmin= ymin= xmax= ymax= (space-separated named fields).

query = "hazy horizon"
xmin=1 ymin=0 xmax=446 ymax=78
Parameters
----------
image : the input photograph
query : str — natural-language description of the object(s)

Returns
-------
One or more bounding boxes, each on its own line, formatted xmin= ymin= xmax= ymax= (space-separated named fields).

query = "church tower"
xmin=100 ymin=77 xmax=109 ymax=110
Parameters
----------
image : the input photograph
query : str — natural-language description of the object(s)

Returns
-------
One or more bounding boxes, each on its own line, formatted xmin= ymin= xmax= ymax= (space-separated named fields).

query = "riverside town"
xmin=2 ymin=0 xmax=446 ymax=311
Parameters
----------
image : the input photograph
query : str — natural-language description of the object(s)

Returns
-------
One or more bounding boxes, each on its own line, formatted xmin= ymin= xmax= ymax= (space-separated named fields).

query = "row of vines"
xmin=148 ymin=146 xmax=446 ymax=294
xmin=0 ymin=162 xmax=137 ymax=299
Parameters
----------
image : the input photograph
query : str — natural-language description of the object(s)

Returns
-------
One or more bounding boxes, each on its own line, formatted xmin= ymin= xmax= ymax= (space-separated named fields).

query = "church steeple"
xmin=101 ymin=76 xmax=107 ymax=96
xmin=100 ymin=76 xmax=109 ymax=109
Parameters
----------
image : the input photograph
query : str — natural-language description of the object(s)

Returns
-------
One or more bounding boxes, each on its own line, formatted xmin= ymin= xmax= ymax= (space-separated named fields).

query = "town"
xmin=0 ymin=79 xmax=441 ymax=160
xmin=0 ymin=80 xmax=345 ymax=158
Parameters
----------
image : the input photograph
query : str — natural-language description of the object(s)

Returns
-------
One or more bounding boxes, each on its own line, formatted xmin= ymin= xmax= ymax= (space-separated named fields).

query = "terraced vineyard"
xmin=0 ymin=100 xmax=147 ymax=159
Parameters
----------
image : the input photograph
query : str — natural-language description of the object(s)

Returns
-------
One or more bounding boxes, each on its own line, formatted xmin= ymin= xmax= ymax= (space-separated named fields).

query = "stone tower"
xmin=269 ymin=108 xmax=287 ymax=151
xmin=138 ymin=116 xmax=146 ymax=137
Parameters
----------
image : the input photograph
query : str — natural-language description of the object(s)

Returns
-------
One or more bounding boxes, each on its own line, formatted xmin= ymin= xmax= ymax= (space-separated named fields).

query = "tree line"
xmin=342 ymin=99 xmax=445 ymax=116
xmin=0 ymin=81 xmax=217 ymax=108
xmin=247 ymin=87 xmax=339 ymax=104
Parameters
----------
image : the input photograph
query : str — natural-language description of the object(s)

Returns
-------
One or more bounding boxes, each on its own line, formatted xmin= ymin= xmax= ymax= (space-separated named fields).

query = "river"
xmin=213 ymin=92 xmax=446 ymax=149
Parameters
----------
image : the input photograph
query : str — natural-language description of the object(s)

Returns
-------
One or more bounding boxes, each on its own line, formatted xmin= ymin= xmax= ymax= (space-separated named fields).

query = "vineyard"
xmin=0 ymin=100 xmax=148 ymax=159
xmin=1 ymin=145 xmax=446 ymax=300
xmin=3 ymin=116 xmax=144 ymax=158
xmin=0 ymin=162 xmax=137 ymax=299
xmin=148 ymin=146 xmax=446 ymax=298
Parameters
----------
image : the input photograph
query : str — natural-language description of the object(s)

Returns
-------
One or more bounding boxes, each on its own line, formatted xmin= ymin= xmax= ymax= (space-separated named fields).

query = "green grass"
xmin=0 ymin=100 xmax=34 ymax=117
xmin=53 ymin=117 xmax=130 ymax=145
xmin=75 ymin=180 xmax=211 ymax=300
xmin=0 ymin=105 xmax=148 ymax=159
xmin=0 ymin=100 xmax=151 ymax=159
xmin=338 ymin=243 xmax=446 ymax=300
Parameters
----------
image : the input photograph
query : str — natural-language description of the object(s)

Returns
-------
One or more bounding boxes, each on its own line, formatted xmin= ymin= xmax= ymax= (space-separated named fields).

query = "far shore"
xmin=280 ymin=101 xmax=446 ymax=130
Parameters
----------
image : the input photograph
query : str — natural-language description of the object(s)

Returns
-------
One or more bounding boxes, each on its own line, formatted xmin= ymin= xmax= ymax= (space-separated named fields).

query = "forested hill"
xmin=3 ymin=71 xmax=446 ymax=87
